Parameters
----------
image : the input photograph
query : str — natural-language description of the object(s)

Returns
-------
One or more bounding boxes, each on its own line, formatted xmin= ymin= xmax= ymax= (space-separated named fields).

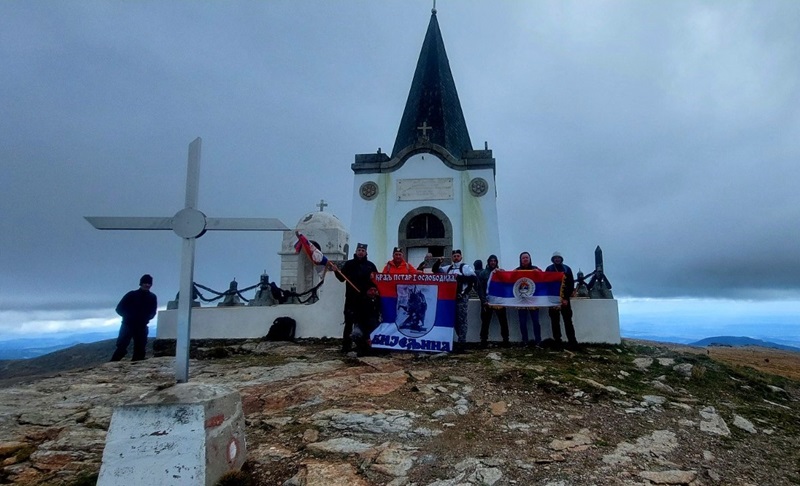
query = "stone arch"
xmin=398 ymin=207 xmax=453 ymax=264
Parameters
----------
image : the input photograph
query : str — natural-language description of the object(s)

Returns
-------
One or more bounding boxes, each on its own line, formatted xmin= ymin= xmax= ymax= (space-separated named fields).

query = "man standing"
xmin=476 ymin=254 xmax=509 ymax=348
xmin=433 ymin=249 xmax=476 ymax=353
xmin=335 ymin=243 xmax=378 ymax=353
xmin=546 ymin=252 xmax=577 ymax=349
xmin=516 ymin=251 xmax=542 ymax=347
xmin=416 ymin=252 xmax=434 ymax=272
xmin=110 ymin=274 xmax=158 ymax=362
xmin=383 ymin=247 xmax=420 ymax=274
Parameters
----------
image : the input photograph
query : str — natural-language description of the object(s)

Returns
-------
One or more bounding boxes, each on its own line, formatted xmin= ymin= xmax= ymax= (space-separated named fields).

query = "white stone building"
xmin=278 ymin=209 xmax=349 ymax=293
xmin=349 ymin=9 xmax=501 ymax=268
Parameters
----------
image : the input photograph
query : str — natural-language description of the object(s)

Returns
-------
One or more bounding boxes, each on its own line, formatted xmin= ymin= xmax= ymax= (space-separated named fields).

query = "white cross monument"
xmin=86 ymin=137 xmax=288 ymax=383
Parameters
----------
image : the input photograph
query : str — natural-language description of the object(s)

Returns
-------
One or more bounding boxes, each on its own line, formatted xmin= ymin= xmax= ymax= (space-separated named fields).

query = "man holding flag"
xmin=486 ymin=254 xmax=565 ymax=347
xmin=335 ymin=243 xmax=378 ymax=353
xmin=383 ymin=247 xmax=420 ymax=274
xmin=546 ymin=251 xmax=577 ymax=349
xmin=432 ymin=249 xmax=476 ymax=354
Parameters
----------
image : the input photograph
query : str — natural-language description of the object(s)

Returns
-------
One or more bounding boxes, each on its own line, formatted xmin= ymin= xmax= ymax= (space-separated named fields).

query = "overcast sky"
xmin=1 ymin=1 xmax=799 ymax=337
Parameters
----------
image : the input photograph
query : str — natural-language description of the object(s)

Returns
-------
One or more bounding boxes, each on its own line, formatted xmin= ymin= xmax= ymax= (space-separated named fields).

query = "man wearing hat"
xmin=382 ymin=247 xmax=420 ymax=274
xmin=110 ymin=274 xmax=158 ymax=362
xmin=433 ymin=250 xmax=477 ymax=353
xmin=546 ymin=252 xmax=577 ymax=349
xmin=336 ymin=243 xmax=379 ymax=353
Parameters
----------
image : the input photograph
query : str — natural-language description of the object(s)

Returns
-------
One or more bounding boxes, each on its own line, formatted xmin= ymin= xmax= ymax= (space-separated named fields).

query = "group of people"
xmin=475 ymin=251 xmax=578 ymax=350
xmin=335 ymin=245 xmax=579 ymax=356
xmin=108 ymin=245 xmax=578 ymax=362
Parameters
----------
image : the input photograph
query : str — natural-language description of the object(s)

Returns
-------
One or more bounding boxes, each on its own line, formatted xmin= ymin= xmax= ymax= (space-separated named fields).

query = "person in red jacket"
xmin=382 ymin=247 xmax=420 ymax=274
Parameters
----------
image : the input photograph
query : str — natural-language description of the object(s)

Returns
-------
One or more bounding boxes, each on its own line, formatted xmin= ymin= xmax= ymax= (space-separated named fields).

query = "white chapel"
xmin=349 ymin=8 xmax=501 ymax=268
xmin=157 ymin=8 xmax=620 ymax=346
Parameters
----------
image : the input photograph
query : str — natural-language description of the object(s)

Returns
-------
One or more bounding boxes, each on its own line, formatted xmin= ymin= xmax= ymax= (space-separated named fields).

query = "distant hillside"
xmin=0 ymin=330 xmax=119 ymax=360
xmin=0 ymin=338 xmax=153 ymax=387
xmin=690 ymin=335 xmax=800 ymax=352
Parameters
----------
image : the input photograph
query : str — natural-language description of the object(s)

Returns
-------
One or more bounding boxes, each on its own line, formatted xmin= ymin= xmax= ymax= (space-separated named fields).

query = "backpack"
xmin=265 ymin=316 xmax=296 ymax=341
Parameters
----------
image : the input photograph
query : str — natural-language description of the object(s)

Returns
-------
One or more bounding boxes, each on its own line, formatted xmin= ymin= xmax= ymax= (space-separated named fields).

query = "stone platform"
xmin=157 ymin=278 xmax=620 ymax=344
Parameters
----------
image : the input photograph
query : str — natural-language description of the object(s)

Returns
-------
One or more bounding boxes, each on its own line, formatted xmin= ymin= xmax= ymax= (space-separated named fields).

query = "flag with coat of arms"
xmin=487 ymin=269 xmax=564 ymax=307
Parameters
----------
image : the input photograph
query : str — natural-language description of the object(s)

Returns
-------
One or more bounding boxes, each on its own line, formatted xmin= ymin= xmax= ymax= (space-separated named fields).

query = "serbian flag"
xmin=294 ymin=232 xmax=328 ymax=267
xmin=370 ymin=273 xmax=458 ymax=353
xmin=487 ymin=270 xmax=564 ymax=307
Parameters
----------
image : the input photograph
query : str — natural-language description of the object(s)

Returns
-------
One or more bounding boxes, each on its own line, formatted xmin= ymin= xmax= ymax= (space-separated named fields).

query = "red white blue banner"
xmin=487 ymin=270 xmax=564 ymax=308
xmin=371 ymin=273 xmax=458 ymax=353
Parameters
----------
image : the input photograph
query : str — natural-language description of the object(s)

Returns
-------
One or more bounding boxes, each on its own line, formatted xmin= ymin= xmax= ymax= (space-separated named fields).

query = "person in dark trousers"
xmin=516 ymin=251 xmax=542 ymax=347
xmin=335 ymin=243 xmax=378 ymax=353
xmin=476 ymin=254 xmax=509 ymax=348
xmin=432 ymin=249 xmax=476 ymax=354
xmin=546 ymin=251 xmax=578 ymax=349
xmin=352 ymin=284 xmax=382 ymax=356
xmin=110 ymin=274 xmax=158 ymax=362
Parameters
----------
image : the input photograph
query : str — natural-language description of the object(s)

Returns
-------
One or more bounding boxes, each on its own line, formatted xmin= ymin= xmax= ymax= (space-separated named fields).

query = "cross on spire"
xmin=316 ymin=199 xmax=328 ymax=212
xmin=85 ymin=138 xmax=288 ymax=383
xmin=417 ymin=121 xmax=432 ymax=140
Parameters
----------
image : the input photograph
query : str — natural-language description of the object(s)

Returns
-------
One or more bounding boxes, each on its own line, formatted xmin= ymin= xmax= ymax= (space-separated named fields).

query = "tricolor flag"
xmin=487 ymin=270 xmax=564 ymax=308
xmin=370 ymin=273 xmax=458 ymax=353
xmin=294 ymin=232 xmax=328 ymax=268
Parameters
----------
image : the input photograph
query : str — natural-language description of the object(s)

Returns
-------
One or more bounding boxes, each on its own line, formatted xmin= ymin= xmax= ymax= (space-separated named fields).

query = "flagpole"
xmin=327 ymin=261 xmax=361 ymax=293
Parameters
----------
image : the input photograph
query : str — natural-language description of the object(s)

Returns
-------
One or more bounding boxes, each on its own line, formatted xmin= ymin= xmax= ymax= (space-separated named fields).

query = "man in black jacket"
xmin=335 ymin=243 xmax=378 ymax=353
xmin=476 ymin=254 xmax=509 ymax=348
xmin=110 ymin=274 xmax=158 ymax=362
xmin=546 ymin=252 xmax=577 ymax=348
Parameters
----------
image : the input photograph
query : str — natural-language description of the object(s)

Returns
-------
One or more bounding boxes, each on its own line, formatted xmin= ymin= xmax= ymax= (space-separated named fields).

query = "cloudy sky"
xmin=1 ymin=1 xmax=799 ymax=340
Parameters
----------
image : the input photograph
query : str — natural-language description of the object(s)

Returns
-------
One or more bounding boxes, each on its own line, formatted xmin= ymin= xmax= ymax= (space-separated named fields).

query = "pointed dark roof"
xmin=391 ymin=11 xmax=473 ymax=159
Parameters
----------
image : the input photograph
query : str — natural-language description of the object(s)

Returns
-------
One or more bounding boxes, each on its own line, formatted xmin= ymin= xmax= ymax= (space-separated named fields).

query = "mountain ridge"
xmin=689 ymin=335 xmax=800 ymax=352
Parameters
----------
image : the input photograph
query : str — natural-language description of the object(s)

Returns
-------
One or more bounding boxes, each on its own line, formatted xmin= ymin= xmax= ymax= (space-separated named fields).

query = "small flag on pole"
xmin=294 ymin=232 xmax=329 ymax=270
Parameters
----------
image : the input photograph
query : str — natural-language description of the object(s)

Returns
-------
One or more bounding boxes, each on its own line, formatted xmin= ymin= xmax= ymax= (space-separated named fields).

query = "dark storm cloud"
xmin=1 ymin=1 xmax=799 ymax=334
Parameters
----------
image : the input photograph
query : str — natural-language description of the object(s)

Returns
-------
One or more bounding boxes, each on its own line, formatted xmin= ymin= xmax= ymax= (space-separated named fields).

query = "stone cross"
xmin=316 ymin=199 xmax=328 ymax=212
xmin=86 ymin=137 xmax=288 ymax=383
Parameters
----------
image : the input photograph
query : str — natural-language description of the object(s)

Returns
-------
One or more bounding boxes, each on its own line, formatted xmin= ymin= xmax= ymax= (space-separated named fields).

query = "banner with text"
xmin=487 ymin=270 xmax=564 ymax=308
xmin=371 ymin=273 xmax=458 ymax=353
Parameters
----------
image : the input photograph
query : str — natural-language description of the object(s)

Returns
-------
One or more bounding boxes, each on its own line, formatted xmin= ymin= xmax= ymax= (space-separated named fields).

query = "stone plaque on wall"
xmin=397 ymin=178 xmax=453 ymax=201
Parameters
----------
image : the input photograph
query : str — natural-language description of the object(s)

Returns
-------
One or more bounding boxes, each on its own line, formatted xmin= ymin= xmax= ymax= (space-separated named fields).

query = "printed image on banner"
xmin=396 ymin=284 xmax=438 ymax=338
xmin=371 ymin=273 xmax=457 ymax=353
xmin=487 ymin=270 xmax=564 ymax=308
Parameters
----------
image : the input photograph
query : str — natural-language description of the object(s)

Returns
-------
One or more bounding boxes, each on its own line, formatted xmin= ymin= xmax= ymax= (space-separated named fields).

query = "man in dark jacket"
xmin=546 ymin=252 xmax=577 ymax=348
xmin=110 ymin=274 xmax=158 ymax=362
xmin=335 ymin=243 xmax=378 ymax=353
xmin=476 ymin=254 xmax=509 ymax=348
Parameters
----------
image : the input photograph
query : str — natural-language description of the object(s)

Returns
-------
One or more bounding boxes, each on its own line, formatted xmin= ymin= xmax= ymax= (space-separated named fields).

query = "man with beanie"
xmin=546 ymin=252 xmax=577 ymax=349
xmin=335 ymin=243 xmax=378 ymax=353
xmin=110 ymin=274 xmax=158 ymax=362
xmin=383 ymin=247 xmax=420 ymax=274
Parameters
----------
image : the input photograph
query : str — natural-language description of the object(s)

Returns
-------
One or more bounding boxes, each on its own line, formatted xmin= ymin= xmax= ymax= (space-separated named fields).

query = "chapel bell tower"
xmin=349 ymin=8 xmax=501 ymax=268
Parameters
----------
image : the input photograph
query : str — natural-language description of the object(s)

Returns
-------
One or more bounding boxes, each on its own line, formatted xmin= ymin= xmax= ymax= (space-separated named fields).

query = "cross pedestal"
xmin=86 ymin=137 xmax=288 ymax=382
xmin=97 ymin=383 xmax=246 ymax=486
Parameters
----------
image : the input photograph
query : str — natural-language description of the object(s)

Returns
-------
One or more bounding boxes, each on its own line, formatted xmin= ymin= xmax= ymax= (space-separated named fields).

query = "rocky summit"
xmin=0 ymin=340 xmax=798 ymax=486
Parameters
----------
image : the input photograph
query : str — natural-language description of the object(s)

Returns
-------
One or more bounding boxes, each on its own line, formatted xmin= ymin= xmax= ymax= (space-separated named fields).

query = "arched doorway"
xmin=398 ymin=207 xmax=453 ymax=268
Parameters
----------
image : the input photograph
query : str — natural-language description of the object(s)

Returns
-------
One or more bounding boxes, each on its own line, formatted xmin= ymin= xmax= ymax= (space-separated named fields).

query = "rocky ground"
xmin=0 ymin=339 xmax=798 ymax=486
